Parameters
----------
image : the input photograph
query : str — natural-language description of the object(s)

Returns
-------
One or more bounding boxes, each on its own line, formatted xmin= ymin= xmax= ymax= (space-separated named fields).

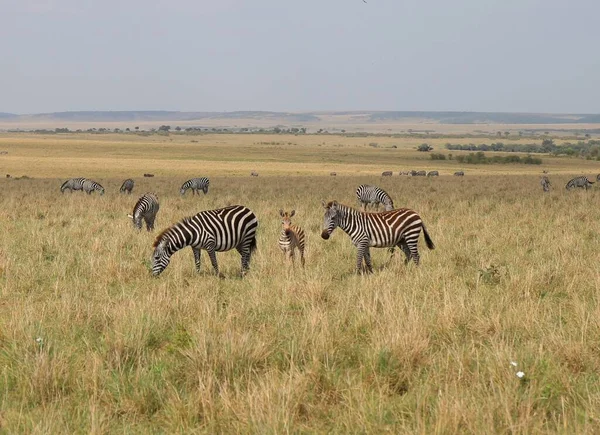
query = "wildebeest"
xmin=143 ymin=173 xmax=155 ymax=178
xmin=381 ymin=171 xmax=393 ymax=177
xmin=454 ymin=171 xmax=465 ymax=176
xmin=330 ymin=172 xmax=337 ymax=176
xmin=427 ymin=171 xmax=439 ymax=177
xmin=250 ymin=171 xmax=259 ymax=177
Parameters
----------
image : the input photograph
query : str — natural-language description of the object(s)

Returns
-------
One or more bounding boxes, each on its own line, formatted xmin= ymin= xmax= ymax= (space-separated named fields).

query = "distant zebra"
xmin=566 ymin=176 xmax=594 ymax=191
xmin=250 ymin=171 xmax=259 ymax=177
xmin=278 ymin=209 xmax=306 ymax=267
xmin=541 ymin=176 xmax=551 ymax=192
xmin=410 ymin=170 xmax=418 ymax=176
xmin=381 ymin=171 xmax=393 ymax=177
xmin=60 ymin=177 xmax=87 ymax=193
xmin=330 ymin=172 xmax=337 ymax=176
xmin=82 ymin=179 xmax=105 ymax=195
xmin=180 ymin=177 xmax=210 ymax=196
xmin=454 ymin=171 xmax=465 ymax=176
xmin=129 ymin=193 xmax=159 ymax=231
xmin=427 ymin=171 xmax=439 ymax=177
xmin=321 ymin=201 xmax=434 ymax=273
xmin=120 ymin=179 xmax=134 ymax=194
xmin=415 ymin=170 xmax=426 ymax=176
xmin=152 ymin=205 xmax=258 ymax=277
xmin=400 ymin=171 xmax=409 ymax=176
xmin=596 ymin=173 xmax=600 ymax=182
xmin=356 ymin=184 xmax=394 ymax=212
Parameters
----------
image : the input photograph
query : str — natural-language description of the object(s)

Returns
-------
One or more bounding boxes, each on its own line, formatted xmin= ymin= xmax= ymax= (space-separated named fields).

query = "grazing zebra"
xmin=120 ymin=179 xmax=134 ymax=194
xmin=250 ymin=171 xmax=259 ymax=177
xmin=60 ymin=177 xmax=87 ymax=193
xmin=82 ymin=179 xmax=105 ymax=195
xmin=151 ymin=205 xmax=258 ymax=277
xmin=596 ymin=174 xmax=600 ymax=182
xmin=565 ymin=176 xmax=594 ymax=191
xmin=400 ymin=171 xmax=409 ymax=176
xmin=454 ymin=171 xmax=465 ymax=176
xmin=415 ymin=170 xmax=426 ymax=176
xmin=381 ymin=171 xmax=393 ymax=177
xmin=180 ymin=177 xmax=210 ymax=196
xmin=541 ymin=176 xmax=551 ymax=192
xmin=356 ymin=184 xmax=394 ymax=212
xmin=321 ymin=201 xmax=434 ymax=273
xmin=278 ymin=209 xmax=306 ymax=267
xmin=427 ymin=171 xmax=439 ymax=177
xmin=128 ymin=193 xmax=159 ymax=231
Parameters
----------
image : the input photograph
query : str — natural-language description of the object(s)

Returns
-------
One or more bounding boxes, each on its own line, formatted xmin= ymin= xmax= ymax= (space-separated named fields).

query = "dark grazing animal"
xmin=381 ymin=171 xmax=393 ymax=177
xmin=129 ymin=193 xmax=159 ymax=231
xmin=427 ymin=171 xmax=439 ymax=177
xmin=565 ymin=176 xmax=594 ymax=191
xmin=120 ymin=179 xmax=134 ymax=194
xmin=415 ymin=170 xmax=426 ymax=176
xmin=143 ymin=173 xmax=155 ymax=178
xmin=321 ymin=201 xmax=434 ymax=273
xmin=250 ymin=171 xmax=259 ymax=177
xmin=454 ymin=171 xmax=465 ymax=176
xmin=330 ymin=172 xmax=337 ymax=176
xmin=278 ymin=210 xmax=306 ymax=267
xmin=151 ymin=205 xmax=258 ymax=277
xmin=180 ymin=177 xmax=210 ymax=196
xmin=356 ymin=184 xmax=394 ymax=212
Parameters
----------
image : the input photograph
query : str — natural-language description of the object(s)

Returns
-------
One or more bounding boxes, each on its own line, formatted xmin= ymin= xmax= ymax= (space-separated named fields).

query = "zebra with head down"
xmin=60 ymin=177 xmax=87 ymax=193
xmin=565 ymin=176 xmax=594 ymax=191
xmin=180 ymin=177 xmax=210 ymax=196
xmin=120 ymin=179 xmax=134 ymax=194
xmin=82 ymin=179 xmax=105 ymax=195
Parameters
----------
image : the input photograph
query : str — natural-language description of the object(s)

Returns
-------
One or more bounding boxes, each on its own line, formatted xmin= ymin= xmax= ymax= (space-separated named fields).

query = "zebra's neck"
xmin=336 ymin=204 xmax=362 ymax=232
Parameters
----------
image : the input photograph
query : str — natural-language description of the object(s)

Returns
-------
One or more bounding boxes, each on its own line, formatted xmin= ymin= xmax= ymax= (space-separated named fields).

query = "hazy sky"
xmin=2 ymin=0 xmax=599 ymax=114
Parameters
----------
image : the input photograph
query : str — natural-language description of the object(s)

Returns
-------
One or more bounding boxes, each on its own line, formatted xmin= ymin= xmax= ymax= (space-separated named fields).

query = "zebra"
xmin=356 ymin=184 xmax=394 ymax=212
xmin=381 ymin=171 xmax=393 ymax=177
xmin=409 ymin=170 xmax=418 ymax=176
xmin=60 ymin=177 xmax=87 ymax=193
xmin=151 ymin=205 xmax=258 ymax=277
xmin=278 ymin=209 xmax=306 ymax=267
xmin=454 ymin=171 xmax=465 ymax=176
xmin=330 ymin=172 xmax=337 ymax=176
xmin=180 ymin=177 xmax=210 ymax=196
xmin=541 ymin=176 xmax=551 ymax=192
xmin=427 ymin=171 xmax=439 ymax=177
xmin=565 ymin=176 xmax=594 ymax=191
xmin=321 ymin=201 xmax=434 ymax=273
xmin=82 ymin=179 xmax=105 ymax=195
xmin=250 ymin=171 xmax=259 ymax=177
xmin=415 ymin=170 xmax=426 ymax=176
xmin=128 ymin=193 xmax=159 ymax=231
xmin=120 ymin=179 xmax=134 ymax=194
xmin=596 ymin=174 xmax=600 ymax=182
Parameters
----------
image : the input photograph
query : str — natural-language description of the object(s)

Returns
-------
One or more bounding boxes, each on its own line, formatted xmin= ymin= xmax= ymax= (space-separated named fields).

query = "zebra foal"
xmin=129 ymin=193 xmax=160 ymax=231
xmin=321 ymin=201 xmax=434 ymax=273
xmin=356 ymin=184 xmax=394 ymax=212
xmin=278 ymin=209 xmax=306 ymax=267
xmin=152 ymin=205 xmax=258 ymax=277
xmin=180 ymin=177 xmax=210 ymax=196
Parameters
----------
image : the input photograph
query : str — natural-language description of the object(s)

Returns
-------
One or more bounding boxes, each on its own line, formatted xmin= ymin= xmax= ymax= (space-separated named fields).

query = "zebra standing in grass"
xmin=278 ymin=209 xmax=306 ymax=267
xmin=82 ymin=179 xmax=105 ymax=195
xmin=565 ymin=176 xmax=594 ymax=191
xmin=321 ymin=201 xmax=434 ymax=273
xmin=427 ymin=170 xmax=439 ymax=177
xmin=128 ymin=193 xmax=160 ymax=231
xmin=151 ymin=205 xmax=258 ymax=277
xmin=120 ymin=179 xmax=134 ymax=194
xmin=356 ymin=184 xmax=394 ymax=212
xmin=454 ymin=171 xmax=465 ymax=176
xmin=541 ymin=176 xmax=551 ymax=192
xmin=60 ymin=177 xmax=87 ymax=193
xmin=381 ymin=171 xmax=393 ymax=177
xmin=180 ymin=177 xmax=210 ymax=196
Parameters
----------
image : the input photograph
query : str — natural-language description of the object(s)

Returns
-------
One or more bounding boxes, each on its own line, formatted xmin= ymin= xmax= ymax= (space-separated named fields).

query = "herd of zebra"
xmin=381 ymin=170 xmax=464 ymax=177
xmin=59 ymin=176 xmax=434 ymax=276
xmin=541 ymin=174 xmax=600 ymax=192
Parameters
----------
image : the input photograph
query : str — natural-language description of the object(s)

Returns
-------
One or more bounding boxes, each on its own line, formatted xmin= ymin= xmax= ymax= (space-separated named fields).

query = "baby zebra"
xmin=356 ymin=184 xmax=394 ymax=212
xmin=120 ymin=178 xmax=134 ymax=194
xmin=128 ymin=193 xmax=160 ymax=231
xmin=540 ymin=176 xmax=551 ymax=192
xmin=278 ymin=210 xmax=306 ymax=267
xmin=565 ymin=176 xmax=594 ymax=191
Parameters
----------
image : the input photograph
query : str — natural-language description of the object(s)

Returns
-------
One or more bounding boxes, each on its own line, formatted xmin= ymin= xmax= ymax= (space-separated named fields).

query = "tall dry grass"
xmin=1 ymin=172 xmax=600 ymax=432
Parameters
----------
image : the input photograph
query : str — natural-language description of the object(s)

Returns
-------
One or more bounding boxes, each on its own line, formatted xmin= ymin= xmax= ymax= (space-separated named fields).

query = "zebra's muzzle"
xmin=321 ymin=231 xmax=330 ymax=240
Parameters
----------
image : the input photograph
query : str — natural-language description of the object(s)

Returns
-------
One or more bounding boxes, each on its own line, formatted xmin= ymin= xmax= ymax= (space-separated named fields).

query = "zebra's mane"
xmin=153 ymin=215 xmax=194 ymax=248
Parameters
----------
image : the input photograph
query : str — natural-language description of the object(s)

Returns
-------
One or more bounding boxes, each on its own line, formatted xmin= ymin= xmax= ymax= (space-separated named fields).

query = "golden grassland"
xmin=1 ymin=133 xmax=600 ymax=432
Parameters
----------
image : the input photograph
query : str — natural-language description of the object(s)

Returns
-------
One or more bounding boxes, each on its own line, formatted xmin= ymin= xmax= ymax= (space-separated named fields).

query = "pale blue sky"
xmin=2 ymin=0 xmax=599 ymax=114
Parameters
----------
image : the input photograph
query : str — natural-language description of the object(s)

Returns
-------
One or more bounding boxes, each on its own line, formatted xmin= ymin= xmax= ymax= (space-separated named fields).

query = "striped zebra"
xmin=278 ymin=209 xmax=306 ymax=267
xmin=540 ymin=176 xmax=551 ymax=192
xmin=454 ymin=171 xmax=465 ymax=176
xmin=60 ymin=177 xmax=87 ymax=193
xmin=427 ymin=171 xmax=439 ymax=177
xmin=180 ymin=177 xmax=210 ymax=196
xmin=120 ymin=178 xmax=134 ymax=194
xmin=356 ymin=184 xmax=394 ymax=212
xmin=565 ymin=176 xmax=594 ymax=191
xmin=82 ymin=179 xmax=105 ymax=195
xmin=415 ymin=170 xmax=426 ymax=176
xmin=321 ymin=201 xmax=434 ymax=273
xmin=596 ymin=174 xmax=600 ymax=182
xmin=128 ymin=193 xmax=160 ymax=231
xmin=151 ymin=205 xmax=258 ymax=277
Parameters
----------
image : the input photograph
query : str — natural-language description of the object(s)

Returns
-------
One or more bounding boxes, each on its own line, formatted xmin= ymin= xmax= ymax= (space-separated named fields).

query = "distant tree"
xmin=504 ymin=131 xmax=510 ymax=137
xmin=417 ymin=143 xmax=433 ymax=152
xmin=175 ymin=126 xmax=181 ymax=131
xmin=497 ymin=131 xmax=502 ymax=137
xmin=135 ymin=126 xmax=139 ymax=131
xmin=341 ymin=129 xmax=346 ymax=133
xmin=125 ymin=128 xmax=130 ymax=132
xmin=158 ymin=125 xmax=171 ymax=132
xmin=114 ymin=128 xmax=120 ymax=132
xmin=585 ymin=133 xmax=591 ymax=138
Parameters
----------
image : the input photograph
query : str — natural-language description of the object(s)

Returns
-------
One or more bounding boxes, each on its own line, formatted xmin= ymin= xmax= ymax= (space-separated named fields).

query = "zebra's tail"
xmin=422 ymin=224 xmax=435 ymax=250
xmin=249 ymin=233 xmax=258 ymax=254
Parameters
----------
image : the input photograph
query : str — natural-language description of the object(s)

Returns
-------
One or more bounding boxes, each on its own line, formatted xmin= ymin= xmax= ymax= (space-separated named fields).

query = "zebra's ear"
xmin=331 ymin=201 xmax=338 ymax=208
xmin=290 ymin=210 xmax=295 ymax=217
xmin=321 ymin=200 xmax=327 ymax=209
xmin=279 ymin=209 xmax=284 ymax=217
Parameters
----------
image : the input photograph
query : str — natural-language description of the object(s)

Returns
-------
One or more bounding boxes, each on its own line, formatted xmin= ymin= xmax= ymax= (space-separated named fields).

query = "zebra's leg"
xmin=299 ymin=246 xmax=305 ymax=268
xmin=363 ymin=247 xmax=373 ymax=273
xmin=236 ymin=245 xmax=252 ymax=277
xmin=406 ymin=241 xmax=420 ymax=266
xmin=206 ymin=248 xmax=224 ymax=278
xmin=192 ymin=247 xmax=202 ymax=272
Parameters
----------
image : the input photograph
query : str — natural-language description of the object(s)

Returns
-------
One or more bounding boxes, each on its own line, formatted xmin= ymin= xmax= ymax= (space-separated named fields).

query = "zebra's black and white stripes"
xmin=278 ymin=209 xmax=306 ymax=267
xmin=566 ymin=176 xmax=594 ymax=191
xmin=151 ymin=205 xmax=258 ymax=277
xmin=356 ymin=184 xmax=394 ymax=212
xmin=541 ymin=176 xmax=551 ymax=192
xmin=129 ymin=193 xmax=160 ymax=231
xmin=180 ymin=178 xmax=210 ymax=196
xmin=120 ymin=179 xmax=134 ymax=194
xmin=60 ymin=177 xmax=87 ymax=193
xmin=82 ymin=179 xmax=105 ymax=195
xmin=321 ymin=201 xmax=434 ymax=273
